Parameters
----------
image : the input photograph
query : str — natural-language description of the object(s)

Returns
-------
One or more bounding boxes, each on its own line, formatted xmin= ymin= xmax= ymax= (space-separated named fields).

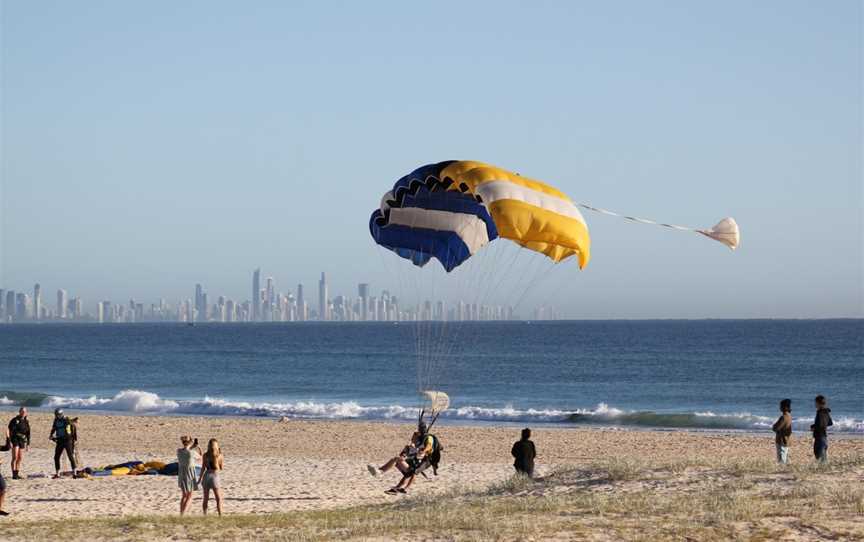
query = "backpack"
xmin=427 ymin=434 xmax=443 ymax=467
xmin=54 ymin=417 xmax=71 ymax=439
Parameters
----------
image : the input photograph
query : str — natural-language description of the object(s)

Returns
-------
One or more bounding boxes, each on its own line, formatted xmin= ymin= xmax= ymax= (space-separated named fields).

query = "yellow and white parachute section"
xmin=439 ymin=161 xmax=592 ymax=269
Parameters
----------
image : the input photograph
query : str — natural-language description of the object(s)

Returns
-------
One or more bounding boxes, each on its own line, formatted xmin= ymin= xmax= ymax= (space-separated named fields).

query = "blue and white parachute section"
xmin=369 ymin=162 xmax=499 ymax=272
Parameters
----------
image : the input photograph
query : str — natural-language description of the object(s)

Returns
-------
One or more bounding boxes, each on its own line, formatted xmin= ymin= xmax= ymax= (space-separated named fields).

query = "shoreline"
xmin=2 ymin=406 xmax=862 ymax=438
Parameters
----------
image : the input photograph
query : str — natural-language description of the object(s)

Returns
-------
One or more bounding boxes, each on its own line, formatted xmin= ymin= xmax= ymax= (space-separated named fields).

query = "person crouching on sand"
xmin=811 ymin=395 xmax=833 ymax=463
xmin=772 ymin=399 xmax=793 ymax=464
xmin=198 ymin=439 xmax=224 ymax=516
xmin=178 ymin=436 xmax=202 ymax=515
xmin=511 ymin=427 xmax=536 ymax=477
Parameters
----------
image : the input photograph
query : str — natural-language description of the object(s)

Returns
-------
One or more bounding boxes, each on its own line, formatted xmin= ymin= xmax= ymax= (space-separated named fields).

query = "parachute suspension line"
xmin=511 ymin=257 xmax=563 ymax=317
xmin=576 ymin=204 xmax=740 ymax=250
xmin=441 ymin=239 xmax=509 ymax=368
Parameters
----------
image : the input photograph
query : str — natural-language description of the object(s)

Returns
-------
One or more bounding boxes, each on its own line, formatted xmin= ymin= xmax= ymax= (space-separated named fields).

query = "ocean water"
xmin=0 ymin=320 xmax=861 ymax=433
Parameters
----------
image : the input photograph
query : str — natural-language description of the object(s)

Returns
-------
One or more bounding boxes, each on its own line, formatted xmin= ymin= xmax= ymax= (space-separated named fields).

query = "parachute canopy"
xmin=369 ymin=161 xmax=591 ymax=272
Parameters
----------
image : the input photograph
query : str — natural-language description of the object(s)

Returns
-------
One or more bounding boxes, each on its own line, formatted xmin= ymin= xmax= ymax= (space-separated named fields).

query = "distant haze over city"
xmin=1 ymin=2 xmax=860 ymax=319
xmin=0 ymin=270 xmax=546 ymax=324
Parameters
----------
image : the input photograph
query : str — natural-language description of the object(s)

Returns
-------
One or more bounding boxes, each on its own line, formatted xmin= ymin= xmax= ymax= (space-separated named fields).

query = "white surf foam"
xmin=39 ymin=390 xmax=864 ymax=432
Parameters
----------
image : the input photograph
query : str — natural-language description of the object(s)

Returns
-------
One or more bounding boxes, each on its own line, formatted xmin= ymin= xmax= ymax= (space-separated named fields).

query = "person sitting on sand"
xmin=7 ymin=408 xmax=30 ymax=480
xmin=178 ymin=436 xmax=202 ymax=515
xmin=811 ymin=395 xmax=833 ymax=464
xmin=49 ymin=409 xmax=78 ymax=479
xmin=367 ymin=431 xmax=423 ymax=494
xmin=772 ymin=399 xmax=793 ymax=464
xmin=198 ymin=439 xmax=224 ymax=516
xmin=511 ymin=427 xmax=536 ymax=477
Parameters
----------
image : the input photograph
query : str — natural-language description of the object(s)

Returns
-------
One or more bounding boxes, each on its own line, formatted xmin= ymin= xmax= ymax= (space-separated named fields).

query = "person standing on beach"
xmin=7 ymin=408 xmax=30 ymax=479
xmin=811 ymin=395 xmax=833 ymax=463
xmin=177 ymin=436 xmax=202 ymax=515
xmin=771 ymin=399 xmax=793 ymax=464
xmin=0 ymin=443 xmax=8 ymax=516
xmin=198 ymin=439 xmax=224 ymax=516
xmin=49 ymin=409 xmax=78 ymax=479
xmin=511 ymin=428 xmax=536 ymax=477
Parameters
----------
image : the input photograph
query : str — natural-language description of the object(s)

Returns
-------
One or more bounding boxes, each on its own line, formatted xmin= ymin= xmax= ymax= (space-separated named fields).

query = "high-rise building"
xmin=194 ymin=284 xmax=206 ymax=322
xmin=296 ymin=283 xmax=306 ymax=321
xmin=252 ymin=268 xmax=261 ymax=322
xmin=57 ymin=289 xmax=68 ymax=319
xmin=3 ymin=290 xmax=13 ymax=322
xmin=358 ymin=283 xmax=369 ymax=321
xmin=16 ymin=293 xmax=30 ymax=320
xmin=6 ymin=290 xmax=13 ymax=321
xmin=99 ymin=301 xmax=113 ymax=323
xmin=0 ymin=289 xmax=4 ymax=321
xmin=265 ymin=277 xmax=275 ymax=321
xmin=33 ymin=283 xmax=42 ymax=321
xmin=318 ymin=272 xmax=329 ymax=321
xmin=225 ymin=299 xmax=236 ymax=322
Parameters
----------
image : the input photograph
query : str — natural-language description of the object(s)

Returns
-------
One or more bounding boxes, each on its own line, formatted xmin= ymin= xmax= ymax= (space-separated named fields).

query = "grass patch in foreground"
xmin=3 ymin=456 xmax=863 ymax=541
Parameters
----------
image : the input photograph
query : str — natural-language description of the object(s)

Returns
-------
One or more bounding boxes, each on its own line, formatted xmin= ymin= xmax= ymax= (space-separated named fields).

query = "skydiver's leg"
xmin=378 ymin=457 xmax=400 ymax=472
xmin=394 ymin=459 xmax=410 ymax=475
xmin=396 ymin=474 xmax=415 ymax=492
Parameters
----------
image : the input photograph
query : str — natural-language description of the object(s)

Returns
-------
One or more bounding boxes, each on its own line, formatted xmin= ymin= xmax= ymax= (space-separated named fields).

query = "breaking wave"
xmin=2 ymin=390 xmax=861 ymax=433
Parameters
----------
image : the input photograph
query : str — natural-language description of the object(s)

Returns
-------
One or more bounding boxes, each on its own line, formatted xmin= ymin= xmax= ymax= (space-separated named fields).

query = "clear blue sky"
xmin=1 ymin=0 xmax=861 ymax=318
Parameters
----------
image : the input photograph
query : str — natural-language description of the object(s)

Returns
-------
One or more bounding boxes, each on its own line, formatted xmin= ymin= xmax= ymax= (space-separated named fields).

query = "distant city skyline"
xmin=0 ymin=268 xmax=539 ymax=324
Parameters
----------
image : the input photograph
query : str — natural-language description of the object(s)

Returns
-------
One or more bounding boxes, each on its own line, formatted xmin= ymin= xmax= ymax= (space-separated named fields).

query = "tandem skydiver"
xmin=367 ymin=430 xmax=422 ymax=493
xmin=367 ymin=422 xmax=443 ymax=494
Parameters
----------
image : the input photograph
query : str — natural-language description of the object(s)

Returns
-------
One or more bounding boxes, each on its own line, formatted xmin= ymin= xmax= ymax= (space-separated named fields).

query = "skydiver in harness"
xmin=366 ymin=430 xmax=422 ymax=494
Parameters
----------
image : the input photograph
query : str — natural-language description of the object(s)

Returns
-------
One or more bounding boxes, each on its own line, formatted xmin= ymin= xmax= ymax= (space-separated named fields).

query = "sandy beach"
xmin=2 ymin=410 xmax=862 ymax=529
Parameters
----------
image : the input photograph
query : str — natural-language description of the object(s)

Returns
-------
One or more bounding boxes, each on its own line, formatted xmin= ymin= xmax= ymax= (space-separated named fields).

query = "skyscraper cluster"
xmin=0 ymin=269 xmax=519 ymax=324
xmin=0 ymin=285 xmax=84 ymax=323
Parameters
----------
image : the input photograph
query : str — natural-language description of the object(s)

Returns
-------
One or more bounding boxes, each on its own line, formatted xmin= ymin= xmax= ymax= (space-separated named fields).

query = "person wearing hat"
xmin=49 ymin=409 xmax=78 ymax=479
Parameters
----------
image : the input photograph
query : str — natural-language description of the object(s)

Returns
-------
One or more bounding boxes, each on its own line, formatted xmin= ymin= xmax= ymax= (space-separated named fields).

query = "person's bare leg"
xmin=202 ymin=488 xmax=210 ymax=515
xmin=214 ymin=488 xmax=223 ymax=516
xmin=379 ymin=457 xmax=399 ymax=472
xmin=0 ymin=490 xmax=5 ymax=513
xmin=180 ymin=491 xmax=191 ymax=515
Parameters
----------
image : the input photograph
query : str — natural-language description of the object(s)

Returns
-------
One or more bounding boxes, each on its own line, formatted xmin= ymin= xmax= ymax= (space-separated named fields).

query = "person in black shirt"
xmin=7 ymin=408 xmax=30 ymax=480
xmin=810 ymin=395 xmax=833 ymax=463
xmin=511 ymin=428 xmax=536 ymax=477
xmin=49 ymin=409 xmax=78 ymax=479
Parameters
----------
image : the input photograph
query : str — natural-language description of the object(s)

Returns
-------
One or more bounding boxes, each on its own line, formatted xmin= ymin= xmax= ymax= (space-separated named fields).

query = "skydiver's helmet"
xmin=418 ymin=421 xmax=428 ymax=435
xmin=54 ymin=408 xmax=64 ymax=417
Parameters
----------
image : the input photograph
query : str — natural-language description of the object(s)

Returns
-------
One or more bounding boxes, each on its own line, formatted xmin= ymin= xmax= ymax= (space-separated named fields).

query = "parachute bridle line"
xmin=576 ymin=203 xmax=740 ymax=250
